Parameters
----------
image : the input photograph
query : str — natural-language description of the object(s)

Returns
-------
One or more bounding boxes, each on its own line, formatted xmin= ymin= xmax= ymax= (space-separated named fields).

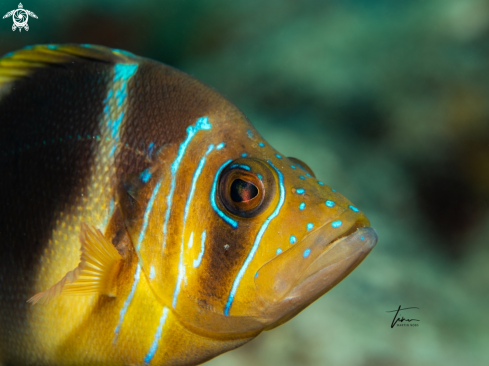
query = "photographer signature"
xmin=386 ymin=306 xmax=420 ymax=328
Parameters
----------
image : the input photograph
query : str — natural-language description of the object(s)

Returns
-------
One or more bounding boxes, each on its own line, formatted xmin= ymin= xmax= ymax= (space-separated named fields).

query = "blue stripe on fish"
xmin=144 ymin=307 xmax=169 ymax=364
xmin=136 ymin=180 xmax=162 ymax=252
xmin=224 ymin=160 xmax=285 ymax=316
xmin=162 ymin=117 xmax=211 ymax=249
xmin=211 ymin=160 xmax=238 ymax=228
xmin=193 ymin=231 xmax=206 ymax=268
xmin=114 ymin=264 xmax=141 ymax=342
xmin=173 ymin=144 xmax=214 ymax=308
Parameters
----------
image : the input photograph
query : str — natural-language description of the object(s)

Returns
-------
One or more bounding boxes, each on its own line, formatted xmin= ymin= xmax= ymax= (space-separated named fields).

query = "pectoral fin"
xmin=28 ymin=223 xmax=123 ymax=305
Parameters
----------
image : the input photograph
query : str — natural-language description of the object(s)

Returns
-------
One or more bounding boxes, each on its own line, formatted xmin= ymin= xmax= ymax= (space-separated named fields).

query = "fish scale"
xmin=0 ymin=44 xmax=377 ymax=366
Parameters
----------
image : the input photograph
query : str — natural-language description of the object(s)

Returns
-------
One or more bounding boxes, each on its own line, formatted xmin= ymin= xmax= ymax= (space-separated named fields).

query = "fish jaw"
xmin=253 ymin=210 xmax=377 ymax=327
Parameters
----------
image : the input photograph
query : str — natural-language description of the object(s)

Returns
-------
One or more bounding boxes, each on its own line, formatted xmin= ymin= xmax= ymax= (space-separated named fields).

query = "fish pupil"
xmin=230 ymin=179 xmax=258 ymax=202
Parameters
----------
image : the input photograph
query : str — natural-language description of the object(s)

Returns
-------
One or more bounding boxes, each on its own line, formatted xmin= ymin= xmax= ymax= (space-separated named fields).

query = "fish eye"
xmin=288 ymin=157 xmax=316 ymax=178
xmin=219 ymin=159 xmax=276 ymax=218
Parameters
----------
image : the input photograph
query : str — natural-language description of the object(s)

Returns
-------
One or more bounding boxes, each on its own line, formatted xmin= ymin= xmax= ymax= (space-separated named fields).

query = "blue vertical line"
xmin=113 ymin=264 xmax=141 ymax=342
xmin=173 ymin=144 xmax=214 ymax=308
xmin=193 ymin=231 xmax=206 ymax=268
xmin=103 ymin=64 xmax=138 ymax=152
xmin=136 ymin=180 xmax=163 ymax=252
xmin=162 ymin=117 xmax=211 ymax=249
xmin=224 ymin=160 xmax=285 ymax=316
xmin=210 ymin=160 xmax=238 ymax=228
xmin=144 ymin=307 xmax=169 ymax=364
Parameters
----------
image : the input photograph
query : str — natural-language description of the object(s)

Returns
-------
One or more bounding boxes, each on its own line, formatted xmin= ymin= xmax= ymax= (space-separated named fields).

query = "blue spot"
xmin=296 ymin=188 xmax=305 ymax=194
xmin=230 ymin=164 xmax=251 ymax=171
xmin=276 ymin=154 xmax=282 ymax=159
xmin=276 ymin=248 xmax=283 ymax=255
xmin=361 ymin=236 xmax=365 ymax=241
xmin=247 ymin=129 xmax=253 ymax=138
xmin=211 ymin=160 xmax=238 ymax=228
xmin=332 ymin=189 xmax=337 ymax=192
xmin=299 ymin=202 xmax=306 ymax=210
xmin=224 ymin=160 xmax=285 ymax=316
xmin=349 ymin=205 xmax=359 ymax=212
xmin=144 ymin=307 xmax=169 ymax=363
xmin=148 ymin=142 xmax=155 ymax=156
xmin=325 ymin=200 xmax=335 ymax=207
xmin=258 ymin=142 xmax=265 ymax=147
xmin=307 ymin=223 xmax=314 ymax=231
xmin=318 ymin=181 xmax=324 ymax=185
xmin=306 ymin=173 xmax=312 ymax=177
xmin=303 ymin=249 xmax=311 ymax=258
xmin=332 ymin=220 xmax=342 ymax=228
xmin=291 ymin=165 xmax=296 ymax=169
xmin=290 ymin=235 xmax=297 ymax=244
xmin=255 ymin=272 xmax=259 ymax=278
xmin=149 ymin=266 xmax=156 ymax=280
xmin=3 ymin=51 xmax=14 ymax=58
xmin=257 ymin=173 xmax=263 ymax=180
xmin=140 ymin=168 xmax=151 ymax=183
xmin=47 ymin=44 xmax=57 ymax=50
xmin=216 ymin=142 xmax=225 ymax=150
xmin=242 ymin=153 xmax=247 ymax=157
xmin=299 ymin=176 xmax=305 ymax=180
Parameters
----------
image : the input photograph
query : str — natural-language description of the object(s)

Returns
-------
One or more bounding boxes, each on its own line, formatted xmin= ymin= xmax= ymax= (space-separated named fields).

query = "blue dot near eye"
xmin=303 ymin=249 xmax=311 ymax=258
xmin=299 ymin=202 xmax=305 ymax=210
xmin=276 ymin=154 xmax=282 ymax=159
xmin=332 ymin=189 xmax=337 ymax=192
xmin=349 ymin=205 xmax=359 ymax=212
xmin=325 ymin=200 xmax=335 ymax=207
xmin=318 ymin=181 xmax=324 ymax=185
xmin=360 ymin=236 xmax=365 ymax=241
xmin=258 ymin=142 xmax=265 ymax=147
xmin=296 ymin=188 xmax=305 ymax=194
xmin=257 ymin=173 xmax=263 ymax=180
xmin=307 ymin=223 xmax=314 ymax=231
xmin=291 ymin=165 xmax=296 ymax=169
xmin=332 ymin=220 xmax=342 ymax=228
xmin=276 ymin=248 xmax=283 ymax=255
xmin=242 ymin=153 xmax=247 ymax=157
xmin=299 ymin=176 xmax=305 ymax=180
xmin=290 ymin=235 xmax=297 ymax=244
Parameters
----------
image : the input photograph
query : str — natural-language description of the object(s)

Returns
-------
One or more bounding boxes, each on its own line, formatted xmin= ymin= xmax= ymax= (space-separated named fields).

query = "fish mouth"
xmin=254 ymin=210 xmax=377 ymax=327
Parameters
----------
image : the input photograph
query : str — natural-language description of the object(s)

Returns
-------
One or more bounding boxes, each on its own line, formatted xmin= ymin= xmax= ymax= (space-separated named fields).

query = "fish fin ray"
xmin=0 ymin=44 xmax=138 ymax=93
xmin=27 ymin=223 xmax=123 ymax=305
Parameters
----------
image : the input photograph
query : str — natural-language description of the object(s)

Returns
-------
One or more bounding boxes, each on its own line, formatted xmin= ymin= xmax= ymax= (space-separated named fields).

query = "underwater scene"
xmin=0 ymin=0 xmax=487 ymax=365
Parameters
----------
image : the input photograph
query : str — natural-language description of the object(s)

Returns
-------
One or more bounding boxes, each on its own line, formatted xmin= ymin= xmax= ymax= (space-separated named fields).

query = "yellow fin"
xmin=28 ymin=223 xmax=123 ymax=305
xmin=0 ymin=44 xmax=137 ymax=92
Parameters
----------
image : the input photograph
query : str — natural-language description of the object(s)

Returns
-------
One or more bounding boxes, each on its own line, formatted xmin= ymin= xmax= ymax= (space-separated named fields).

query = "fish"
xmin=0 ymin=44 xmax=377 ymax=366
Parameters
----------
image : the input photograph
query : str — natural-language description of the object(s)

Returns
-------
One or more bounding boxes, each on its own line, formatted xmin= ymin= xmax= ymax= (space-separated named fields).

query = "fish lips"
xmin=253 ymin=210 xmax=377 ymax=327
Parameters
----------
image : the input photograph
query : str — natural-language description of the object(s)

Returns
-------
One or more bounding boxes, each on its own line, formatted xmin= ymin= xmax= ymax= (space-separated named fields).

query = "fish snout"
xmin=253 ymin=209 xmax=377 ymax=325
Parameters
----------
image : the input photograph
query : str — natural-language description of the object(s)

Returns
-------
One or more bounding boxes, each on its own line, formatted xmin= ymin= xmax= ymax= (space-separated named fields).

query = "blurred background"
xmin=1 ymin=0 xmax=488 ymax=365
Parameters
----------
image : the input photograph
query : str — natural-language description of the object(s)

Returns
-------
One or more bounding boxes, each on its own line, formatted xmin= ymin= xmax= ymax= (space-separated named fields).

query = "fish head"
xmin=134 ymin=111 xmax=377 ymax=339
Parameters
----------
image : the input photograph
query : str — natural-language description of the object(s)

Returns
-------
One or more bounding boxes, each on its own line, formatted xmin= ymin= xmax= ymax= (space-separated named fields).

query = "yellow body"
xmin=0 ymin=44 xmax=377 ymax=365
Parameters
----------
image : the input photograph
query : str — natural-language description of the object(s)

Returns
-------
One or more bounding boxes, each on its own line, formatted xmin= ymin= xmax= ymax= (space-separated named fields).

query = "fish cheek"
xmin=192 ymin=225 xmax=247 ymax=310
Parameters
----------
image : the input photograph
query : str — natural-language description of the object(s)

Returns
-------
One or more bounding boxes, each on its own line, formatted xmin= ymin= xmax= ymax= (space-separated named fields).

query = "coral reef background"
xmin=1 ymin=0 xmax=488 ymax=365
